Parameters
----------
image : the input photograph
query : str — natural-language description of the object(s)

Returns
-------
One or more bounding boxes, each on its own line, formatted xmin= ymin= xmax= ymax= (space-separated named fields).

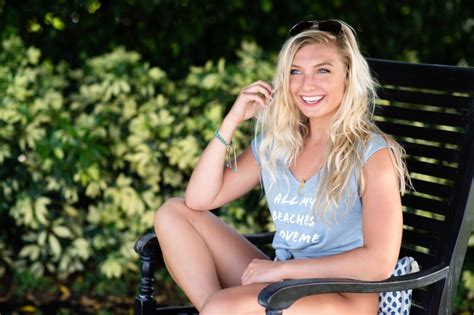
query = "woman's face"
xmin=289 ymin=42 xmax=346 ymax=122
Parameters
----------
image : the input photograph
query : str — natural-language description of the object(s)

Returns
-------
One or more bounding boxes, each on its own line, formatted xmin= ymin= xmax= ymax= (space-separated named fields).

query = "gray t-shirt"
xmin=251 ymin=134 xmax=388 ymax=261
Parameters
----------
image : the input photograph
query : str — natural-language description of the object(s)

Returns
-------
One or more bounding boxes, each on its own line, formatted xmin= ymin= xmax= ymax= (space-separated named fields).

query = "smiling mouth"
xmin=300 ymin=95 xmax=324 ymax=106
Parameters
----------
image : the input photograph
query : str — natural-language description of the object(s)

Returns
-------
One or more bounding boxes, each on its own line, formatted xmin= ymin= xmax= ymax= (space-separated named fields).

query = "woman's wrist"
xmin=218 ymin=115 xmax=240 ymax=140
xmin=275 ymin=260 xmax=291 ymax=280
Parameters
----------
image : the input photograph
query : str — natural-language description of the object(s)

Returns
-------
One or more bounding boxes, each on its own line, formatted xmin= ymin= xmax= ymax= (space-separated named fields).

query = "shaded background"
xmin=2 ymin=0 xmax=473 ymax=76
xmin=0 ymin=0 xmax=473 ymax=314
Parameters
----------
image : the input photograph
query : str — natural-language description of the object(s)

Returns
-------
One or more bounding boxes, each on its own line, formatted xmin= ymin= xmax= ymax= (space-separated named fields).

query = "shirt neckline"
xmin=286 ymin=166 xmax=321 ymax=185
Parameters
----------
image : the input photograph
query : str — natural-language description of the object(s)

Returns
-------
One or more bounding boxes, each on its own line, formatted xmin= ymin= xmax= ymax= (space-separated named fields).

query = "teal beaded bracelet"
xmin=214 ymin=130 xmax=237 ymax=172
xmin=214 ymin=130 xmax=230 ymax=147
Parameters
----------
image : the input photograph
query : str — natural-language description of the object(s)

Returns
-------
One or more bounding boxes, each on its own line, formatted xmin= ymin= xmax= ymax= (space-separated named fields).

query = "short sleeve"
xmin=250 ymin=135 xmax=262 ymax=164
xmin=364 ymin=134 xmax=389 ymax=164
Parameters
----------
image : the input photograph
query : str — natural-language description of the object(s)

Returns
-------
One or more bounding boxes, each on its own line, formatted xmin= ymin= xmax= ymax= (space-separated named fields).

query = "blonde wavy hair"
xmin=255 ymin=20 xmax=409 ymax=222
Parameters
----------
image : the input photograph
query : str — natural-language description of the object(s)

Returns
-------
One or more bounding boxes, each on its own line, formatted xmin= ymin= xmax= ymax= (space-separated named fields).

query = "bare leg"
xmin=154 ymin=197 xmax=269 ymax=310
xmin=201 ymin=283 xmax=378 ymax=315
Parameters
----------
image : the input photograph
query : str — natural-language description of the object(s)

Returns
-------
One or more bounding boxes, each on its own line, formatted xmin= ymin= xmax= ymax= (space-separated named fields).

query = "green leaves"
xmin=34 ymin=197 xmax=50 ymax=226
xmin=10 ymin=195 xmax=50 ymax=228
xmin=100 ymin=258 xmax=123 ymax=279
xmin=1 ymin=36 xmax=274 ymax=286
xmin=48 ymin=233 xmax=61 ymax=258
xmin=52 ymin=226 xmax=74 ymax=239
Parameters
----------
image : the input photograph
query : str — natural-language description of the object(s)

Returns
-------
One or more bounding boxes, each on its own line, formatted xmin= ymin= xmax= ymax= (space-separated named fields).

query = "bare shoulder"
xmin=365 ymin=147 xmax=395 ymax=171
xmin=361 ymin=147 xmax=399 ymax=197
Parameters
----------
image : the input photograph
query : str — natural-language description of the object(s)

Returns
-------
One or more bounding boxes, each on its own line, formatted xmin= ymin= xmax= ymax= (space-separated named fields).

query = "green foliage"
xmin=454 ymin=233 xmax=474 ymax=313
xmin=0 ymin=35 xmax=274 ymax=310
xmin=13 ymin=271 xmax=57 ymax=297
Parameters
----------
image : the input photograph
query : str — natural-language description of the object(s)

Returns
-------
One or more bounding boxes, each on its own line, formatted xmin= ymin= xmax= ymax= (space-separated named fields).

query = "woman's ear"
xmin=344 ymin=63 xmax=350 ymax=87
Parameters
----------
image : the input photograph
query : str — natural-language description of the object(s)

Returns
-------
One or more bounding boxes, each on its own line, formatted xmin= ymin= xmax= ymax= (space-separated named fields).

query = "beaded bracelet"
xmin=214 ymin=130 xmax=238 ymax=172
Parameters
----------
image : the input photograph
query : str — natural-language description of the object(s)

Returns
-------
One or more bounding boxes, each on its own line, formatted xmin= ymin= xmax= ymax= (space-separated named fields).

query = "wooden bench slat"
xmin=399 ymin=247 xmax=436 ymax=267
xmin=409 ymin=179 xmax=452 ymax=200
xmin=377 ymin=121 xmax=464 ymax=145
xmin=402 ymin=229 xmax=440 ymax=252
xmin=374 ymin=104 xmax=468 ymax=127
xmin=410 ymin=304 xmax=425 ymax=315
xmin=368 ymin=59 xmax=474 ymax=92
xmin=412 ymin=290 xmax=428 ymax=313
xmin=406 ymin=159 xmax=457 ymax=181
xmin=377 ymin=88 xmax=472 ymax=111
xmin=402 ymin=194 xmax=449 ymax=215
xmin=403 ymin=212 xmax=445 ymax=233
xmin=400 ymin=141 xmax=460 ymax=163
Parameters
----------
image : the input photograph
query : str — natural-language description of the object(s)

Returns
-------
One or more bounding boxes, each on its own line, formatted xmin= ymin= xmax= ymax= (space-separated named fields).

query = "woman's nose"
xmin=301 ymin=74 xmax=317 ymax=90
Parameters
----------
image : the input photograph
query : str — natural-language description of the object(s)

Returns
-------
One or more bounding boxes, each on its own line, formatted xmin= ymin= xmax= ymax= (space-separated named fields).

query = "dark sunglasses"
xmin=289 ymin=20 xmax=342 ymax=37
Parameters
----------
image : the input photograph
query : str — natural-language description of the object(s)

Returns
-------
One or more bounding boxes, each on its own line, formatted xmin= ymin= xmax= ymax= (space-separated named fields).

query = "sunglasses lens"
xmin=318 ymin=20 xmax=342 ymax=34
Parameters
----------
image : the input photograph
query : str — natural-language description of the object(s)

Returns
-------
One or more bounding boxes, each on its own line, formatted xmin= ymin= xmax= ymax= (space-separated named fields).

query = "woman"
xmin=155 ymin=19 xmax=408 ymax=314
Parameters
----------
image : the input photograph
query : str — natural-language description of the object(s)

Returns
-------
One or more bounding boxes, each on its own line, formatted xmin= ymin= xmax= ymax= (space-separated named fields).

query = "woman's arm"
xmin=242 ymin=148 xmax=403 ymax=284
xmin=184 ymin=81 xmax=272 ymax=211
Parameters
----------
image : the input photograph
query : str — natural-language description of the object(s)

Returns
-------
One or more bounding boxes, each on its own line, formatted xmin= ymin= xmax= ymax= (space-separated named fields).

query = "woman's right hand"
xmin=185 ymin=81 xmax=271 ymax=210
xmin=225 ymin=80 xmax=273 ymax=126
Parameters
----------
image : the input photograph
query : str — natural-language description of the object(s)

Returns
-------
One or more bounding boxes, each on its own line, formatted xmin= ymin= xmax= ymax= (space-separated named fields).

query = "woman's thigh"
xmin=201 ymin=283 xmax=378 ymax=315
xmin=155 ymin=197 xmax=270 ymax=288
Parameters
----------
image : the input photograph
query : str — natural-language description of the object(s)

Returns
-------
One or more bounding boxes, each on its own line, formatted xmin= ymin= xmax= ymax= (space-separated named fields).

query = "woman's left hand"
xmin=241 ymin=259 xmax=284 ymax=285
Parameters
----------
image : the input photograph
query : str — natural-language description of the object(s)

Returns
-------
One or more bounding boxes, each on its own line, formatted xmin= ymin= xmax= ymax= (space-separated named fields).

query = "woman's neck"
xmin=306 ymin=114 xmax=332 ymax=140
xmin=306 ymin=121 xmax=330 ymax=146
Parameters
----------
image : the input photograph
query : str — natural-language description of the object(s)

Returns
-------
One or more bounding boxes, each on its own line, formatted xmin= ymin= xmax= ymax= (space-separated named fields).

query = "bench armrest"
xmin=134 ymin=233 xmax=160 ymax=258
xmin=258 ymin=264 xmax=449 ymax=313
xmin=134 ymin=231 xmax=275 ymax=257
xmin=242 ymin=231 xmax=275 ymax=246
xmin=134 ymin=233 xmax=161 ymax=315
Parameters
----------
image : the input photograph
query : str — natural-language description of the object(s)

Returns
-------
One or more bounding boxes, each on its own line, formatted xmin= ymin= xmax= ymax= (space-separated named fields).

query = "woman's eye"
xmin=290 ymin=69 xmax=301 ymax=75
xmin=319 ymin=68 xmax=330 ymax=73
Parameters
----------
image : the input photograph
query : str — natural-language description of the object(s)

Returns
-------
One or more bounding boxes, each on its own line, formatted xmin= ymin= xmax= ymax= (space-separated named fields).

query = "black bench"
xmin=134 ymin=58 xmax=474 ymax=315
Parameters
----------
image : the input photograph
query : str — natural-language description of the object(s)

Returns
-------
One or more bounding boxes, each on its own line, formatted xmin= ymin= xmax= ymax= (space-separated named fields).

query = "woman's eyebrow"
xmin=290 ymin=61 xmax=335 ymax=68
xmin=314 ymin=62 xmax=335 ymax=67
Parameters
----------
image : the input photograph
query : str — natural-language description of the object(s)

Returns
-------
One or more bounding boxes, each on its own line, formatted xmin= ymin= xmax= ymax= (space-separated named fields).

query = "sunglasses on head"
xmin=289 ymin=20 xmax=342 ymax=37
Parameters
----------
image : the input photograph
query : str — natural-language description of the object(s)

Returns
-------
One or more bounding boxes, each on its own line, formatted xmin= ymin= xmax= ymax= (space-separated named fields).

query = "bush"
xmin=0 ymin=36 xmax=274 ymax=311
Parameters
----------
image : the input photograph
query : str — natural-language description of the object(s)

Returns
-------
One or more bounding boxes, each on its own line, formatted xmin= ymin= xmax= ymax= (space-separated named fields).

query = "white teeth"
xmin=302 ymin=95 xmax=323 ymax=103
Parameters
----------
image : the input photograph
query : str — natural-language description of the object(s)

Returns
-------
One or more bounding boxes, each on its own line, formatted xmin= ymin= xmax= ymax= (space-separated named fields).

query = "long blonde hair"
xmin=255 ymin=20 xmax=408 ymax=222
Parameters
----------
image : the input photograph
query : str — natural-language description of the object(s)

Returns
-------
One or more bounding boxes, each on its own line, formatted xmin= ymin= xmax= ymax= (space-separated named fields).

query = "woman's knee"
xmin=154 ymin=197 xmax=206 ymax=234
xmin=154 ymin=197 xmax=186 ymax=233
